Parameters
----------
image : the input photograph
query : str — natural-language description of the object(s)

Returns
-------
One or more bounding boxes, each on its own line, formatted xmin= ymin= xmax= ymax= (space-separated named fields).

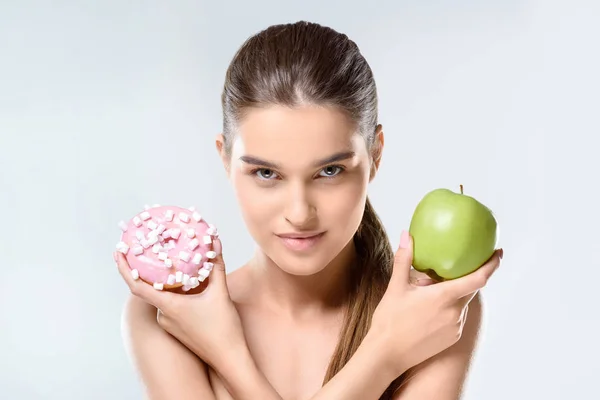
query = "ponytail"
xmin=322 ymin=196 xmax=406 ymax=398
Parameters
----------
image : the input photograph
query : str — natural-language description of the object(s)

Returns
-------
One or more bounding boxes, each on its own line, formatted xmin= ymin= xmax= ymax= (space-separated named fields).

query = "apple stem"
xmin=460 ymin=184 xmax=463 ymax=194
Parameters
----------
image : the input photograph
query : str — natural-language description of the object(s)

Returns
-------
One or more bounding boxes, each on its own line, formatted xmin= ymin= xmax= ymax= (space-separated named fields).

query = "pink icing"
xmin=118 ymin=205 xmax=219 ymax=286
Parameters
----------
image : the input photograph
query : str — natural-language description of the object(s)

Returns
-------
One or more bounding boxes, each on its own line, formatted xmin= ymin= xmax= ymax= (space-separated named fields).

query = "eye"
xmin=253 ymin=168 xmax=279 ymax=180
xmin=318 ymin=165 xmax=344 ymax=178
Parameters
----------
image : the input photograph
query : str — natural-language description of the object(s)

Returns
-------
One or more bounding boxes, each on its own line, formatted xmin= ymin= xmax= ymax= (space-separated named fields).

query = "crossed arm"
xmin=122 ymin=293 xmax=483 ymax=400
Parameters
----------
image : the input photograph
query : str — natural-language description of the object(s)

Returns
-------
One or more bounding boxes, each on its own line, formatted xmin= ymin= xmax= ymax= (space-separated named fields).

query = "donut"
xmin=115 ymin=204 xmax=219 ymax=292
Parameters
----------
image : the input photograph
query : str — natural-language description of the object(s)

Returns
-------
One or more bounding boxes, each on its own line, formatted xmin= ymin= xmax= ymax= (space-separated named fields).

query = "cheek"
xmin=231 ymin=174 xmax=278 ymax=233
xmin=319 ymin=175 xmax=369 ymax=233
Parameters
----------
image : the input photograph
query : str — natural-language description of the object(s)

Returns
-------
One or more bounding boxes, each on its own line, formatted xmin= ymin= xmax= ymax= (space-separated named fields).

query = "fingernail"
xmin=499 ymin=248 xmax=504 ymax=259
xmin=399 ymin=230 xmax=410 ymax=249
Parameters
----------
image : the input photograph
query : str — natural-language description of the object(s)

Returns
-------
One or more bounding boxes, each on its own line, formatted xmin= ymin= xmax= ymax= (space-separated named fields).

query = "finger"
xmin=412 ymin=277 xmax=437 ymax=287
xmin=115 ymin=251 xmax=171 ymax=309
xmin=459 ymin=304 xmax=469 ymax=330
xmin=156 ymin=309 xmax=171 ymax=329
xmin=409 ymin=269 xmax=437 ymax=287
xmin=438 ymin=249 xmax=503 ymax=299
xmin=206 ymin=237 xmax=228 ymax=291
xmin=454 ymin=289 xmax=478 ymax=311
xmin=391 ymin=230 xmax=414 ymax=287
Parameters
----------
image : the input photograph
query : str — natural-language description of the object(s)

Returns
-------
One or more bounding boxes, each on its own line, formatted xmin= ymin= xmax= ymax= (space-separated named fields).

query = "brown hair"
xmin=220 ymin=21 xmax=405 ymax=398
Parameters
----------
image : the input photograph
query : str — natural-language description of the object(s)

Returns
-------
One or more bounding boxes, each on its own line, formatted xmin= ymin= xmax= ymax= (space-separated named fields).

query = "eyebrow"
xmin=239 ymin=150 xmax=356 ymax=169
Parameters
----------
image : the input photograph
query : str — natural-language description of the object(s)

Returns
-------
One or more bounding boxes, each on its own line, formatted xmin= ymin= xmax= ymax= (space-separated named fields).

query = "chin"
xmin=274 ymin=257 xmax=328 ymax=276
xmin=264 ymin=237 xmax=346 ymax=277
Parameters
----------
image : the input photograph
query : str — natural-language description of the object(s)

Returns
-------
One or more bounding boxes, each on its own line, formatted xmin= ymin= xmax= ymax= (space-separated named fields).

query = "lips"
xmin=277 ymin=232 xmax=323 ymax=239
xmin=276 ymin=232 xmax=325 ymax=251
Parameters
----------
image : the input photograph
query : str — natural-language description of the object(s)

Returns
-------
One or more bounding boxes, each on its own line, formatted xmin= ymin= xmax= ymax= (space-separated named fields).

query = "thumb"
xmin=391 ymin=230 xmax=413 ymax=286
xmin=207 ymin=237 xmax=228 ymax=290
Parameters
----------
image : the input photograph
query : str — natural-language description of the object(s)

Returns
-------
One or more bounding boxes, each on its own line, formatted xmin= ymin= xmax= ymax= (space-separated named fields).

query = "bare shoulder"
xmin=393 ymin=292 xmax=484 ymax=399
xmin=121 ymin=295 xmax=215 ymax=399
xmin=224 ymin=264 xmax=254 ymax=304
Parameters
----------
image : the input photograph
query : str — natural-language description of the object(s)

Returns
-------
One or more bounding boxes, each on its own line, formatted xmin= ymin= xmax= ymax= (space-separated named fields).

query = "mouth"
xmin=276 ymin=232 xmax=326 ymax=252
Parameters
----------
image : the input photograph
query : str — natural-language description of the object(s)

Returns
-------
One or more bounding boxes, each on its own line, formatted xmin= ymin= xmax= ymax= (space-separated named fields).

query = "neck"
xmin=248 ymin=239 xmax=357 ymax=320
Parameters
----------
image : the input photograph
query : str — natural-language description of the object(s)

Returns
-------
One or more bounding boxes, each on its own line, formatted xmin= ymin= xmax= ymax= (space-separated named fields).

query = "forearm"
xmin=309 ymin=332 xmax=402 ymax=400
xmin=207 ymin=333 xmax=403 ymax=400
xmin=215 ymin=345 xmax=283 ymax=400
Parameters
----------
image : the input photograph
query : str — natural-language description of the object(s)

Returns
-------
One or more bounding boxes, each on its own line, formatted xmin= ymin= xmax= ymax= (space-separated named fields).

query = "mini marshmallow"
xmin=131 ymin=269 xmax=139 ymax=280
xmin=140 ymin=239 xmax=150 ymax=249
xmin=147 ymin=220 xmax=158 ymax=230
xmin=203 ymin=262 xmax=214 ymax=271
xmin=182 ymin=286 xmax=191 ymax=292
xmin=161 ymin=229 xmax=171 ymax=239
xmin=156 ymin=224 xmax=166 ymax=234
xmin=192 ymin=211 xmax=202 ymax=222
xmin=144 ymin=204 xmax=151 ymax=210
xmin=188 ymin=238 xmax=200 ymax=251
xmin=167 ymin=240 xmax=176 ymax=249
xmin=132 ymin=246 xmax=144 ymax=256
xmin=136 ymin=230 xmax=145 ymax=241
xmin=152 ymin=204 xmax=161 ymax=208
xmin=188 ymin=206 xmax=196 ymax=211
xmin=198 ymin=270 xmax=210 ymax=282
xmin=203 ymin=235 xmax=212 ymax=245
xmin=165 ymin=209 xmax=174 ymax=221
xmin=133 ymin=216 xmax=142 ymax=227
xmin=140 ymin=211 xmax=151 ymax=221
xmin=158 ymin=252 xmax=168 ymax=261
xmin=118 ymin=220 xmax=128 ymax=232
xmin=153 ymin=282 xmax=164 ymax=290
xmin=152 ymin=244 xmax=162 ymax=254
xmin=147 ymin=235 xmax=159 ymax=245
xmin=192 ymin=253 xmax=202 ymax=265
xmin=179 ymin=212 xmax=190 ymax=223
xmin=206 ymin=226 xmax=217 ymax=236
xmin=164 ymin=258 xmax=173 ymax=268
xmin=175 ymin=271 xmax=183 ymax=283
xmin=189 ymin=276 xmax=199 ymax=288
xmin=198 ymin=269 xmax=210 ymax=280
xmin=179 ymin=251 xmax=191 ymax=262
xmin=186 ymin=228 xmax=196 ymax=238
xmin=167 ymin=274 xmax=176 ymax=285
xmin=206 ymin=250 xmax=217 ymax=259
xmin=182 ymin=274 xmax=190 ymax=285
xmin=116 ymin=242 xmax=129 ymax=254
xmin=170 ymin=228 xmax=181 ymax=239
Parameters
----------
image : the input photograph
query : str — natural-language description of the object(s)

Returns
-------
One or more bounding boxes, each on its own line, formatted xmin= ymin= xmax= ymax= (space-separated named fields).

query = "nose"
xmin=284 ymin=183 xmax=317 ymax=228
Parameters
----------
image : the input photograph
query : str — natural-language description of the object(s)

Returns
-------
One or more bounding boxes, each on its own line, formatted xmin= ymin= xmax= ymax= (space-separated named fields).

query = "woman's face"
xmin=217 ymin=104 xmax=382 ymax=276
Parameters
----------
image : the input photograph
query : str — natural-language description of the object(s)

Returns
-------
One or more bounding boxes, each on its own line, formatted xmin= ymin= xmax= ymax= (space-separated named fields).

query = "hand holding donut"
xmin=114 ymin=205 xmax=247 ymax=369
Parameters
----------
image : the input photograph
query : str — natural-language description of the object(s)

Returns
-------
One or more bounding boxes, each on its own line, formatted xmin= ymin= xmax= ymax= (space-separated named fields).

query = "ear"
xmin=215 ymin=134 xmax=231 ymax=177
xmin=369 ymin=124 xmax=384 ymax=182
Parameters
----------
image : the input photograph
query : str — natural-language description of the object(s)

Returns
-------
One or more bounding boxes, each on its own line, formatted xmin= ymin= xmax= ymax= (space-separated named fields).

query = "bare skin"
xmin=208 ymin=266 xmax=482 ymax=400
xmin=121 ymin=104 xmax=491 ymax=400
xmin=123 ymin=267 xmax=483 ymax=400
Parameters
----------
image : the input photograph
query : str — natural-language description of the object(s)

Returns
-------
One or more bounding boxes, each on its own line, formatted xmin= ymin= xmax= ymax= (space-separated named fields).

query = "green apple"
xmin=408 ymin=185 xmax=498 ymax=281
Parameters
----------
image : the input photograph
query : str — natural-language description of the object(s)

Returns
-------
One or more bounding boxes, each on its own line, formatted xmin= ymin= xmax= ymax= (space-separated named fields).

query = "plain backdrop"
xmin=1 ymin=0 xmax=598 ymax=399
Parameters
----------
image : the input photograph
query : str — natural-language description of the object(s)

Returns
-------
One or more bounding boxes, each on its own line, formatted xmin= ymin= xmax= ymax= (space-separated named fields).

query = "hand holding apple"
xmin=370 ymin=231 xmax=502 ymax=378
xmin=408 ymin=185 xmax=499 ymax=281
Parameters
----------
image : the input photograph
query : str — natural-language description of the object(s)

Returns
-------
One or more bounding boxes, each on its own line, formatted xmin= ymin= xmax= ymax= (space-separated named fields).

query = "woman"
xmin=115 ymin=21 xmax=502 ymax=400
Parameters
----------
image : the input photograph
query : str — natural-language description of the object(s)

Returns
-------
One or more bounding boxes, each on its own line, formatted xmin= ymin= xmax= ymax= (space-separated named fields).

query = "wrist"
xmin=309 ymin=332 xmax=403 ymax=400
xmin=213 ymin=343 xmax=281 ymax=400
xmin=363 ymin=330 xmax=409 ymax=380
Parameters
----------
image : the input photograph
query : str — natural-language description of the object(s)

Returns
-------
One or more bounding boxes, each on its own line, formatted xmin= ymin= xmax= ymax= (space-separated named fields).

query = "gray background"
xmin=1 ymin=0 xmax=598 ymax=399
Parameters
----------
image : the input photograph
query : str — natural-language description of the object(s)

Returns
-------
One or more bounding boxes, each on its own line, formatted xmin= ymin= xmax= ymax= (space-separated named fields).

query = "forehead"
xmin=231 ymin=105 xmax=367 ymax=163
